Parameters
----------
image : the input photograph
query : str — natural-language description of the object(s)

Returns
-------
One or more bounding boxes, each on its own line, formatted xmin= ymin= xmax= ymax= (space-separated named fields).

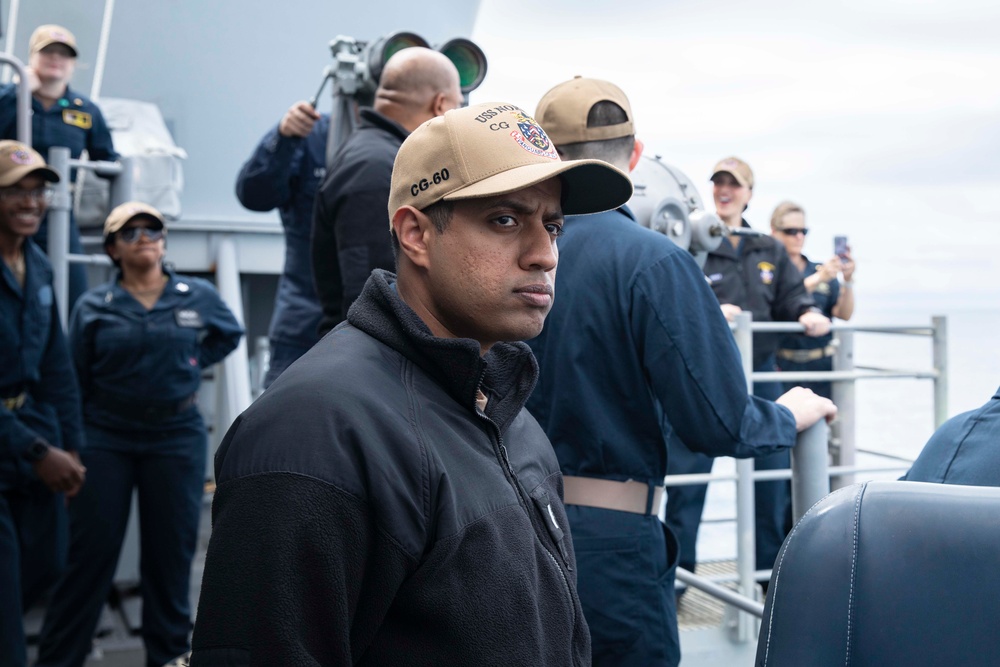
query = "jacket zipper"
xmin=477 ymin=408 xmax=578 ymax=632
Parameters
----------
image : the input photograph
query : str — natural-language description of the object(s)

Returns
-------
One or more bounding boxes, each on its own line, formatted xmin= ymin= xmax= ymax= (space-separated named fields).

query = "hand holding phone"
xmin=834 ymin=235 xmax=849 ymax=259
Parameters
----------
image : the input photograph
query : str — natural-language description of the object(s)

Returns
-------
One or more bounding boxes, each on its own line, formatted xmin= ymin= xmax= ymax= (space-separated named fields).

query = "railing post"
xmin=213 ymin=237 xmax=253 ymax=458
xmin=46 ymin=147 xmax=73 ymax=328
xmin=791 ymin=419 xmax=830 ymax=522
xmin=0 ymin=55 xmax=32 ymax=144
xmin=932 ymin=316 xmax=948 ymax=428
xmin=252 ymin=336 xmax=271 ymax=400
xmin=733 ymin=311 xmax=757 ymax=641
xmin=109 ymin=156 xmax=135 ymax=208
xmin=831 ymin=328 xmax=856 ymax=490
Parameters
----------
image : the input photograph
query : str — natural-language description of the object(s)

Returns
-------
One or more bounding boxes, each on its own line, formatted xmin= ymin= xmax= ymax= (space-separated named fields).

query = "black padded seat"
xmin=756 ymin=481 xmax=1000 ymax=666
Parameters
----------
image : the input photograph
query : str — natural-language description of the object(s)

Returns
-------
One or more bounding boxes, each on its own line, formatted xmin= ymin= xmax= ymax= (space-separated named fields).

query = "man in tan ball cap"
xmin=191 ymin=102 xmax=632 ymax=665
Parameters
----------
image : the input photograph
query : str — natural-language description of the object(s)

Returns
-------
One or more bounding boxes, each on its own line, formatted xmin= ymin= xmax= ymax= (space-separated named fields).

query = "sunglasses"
xmin=118 ymin=227 xmax=164 ymax=243
xmin=779 ymin=228 xmax=809 ymax=237
xmin=0 ymin=187 xmax=53 ymax=203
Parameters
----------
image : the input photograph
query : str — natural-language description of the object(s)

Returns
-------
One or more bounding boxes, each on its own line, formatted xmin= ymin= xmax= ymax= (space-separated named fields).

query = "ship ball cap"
xmin=29 ymin=25 xmax=78 ymax=57
xmin=0 ymin=140 xmax=60 ymax=187
xmin=104 ymin=201 xmax=166 ymax=240
xmin=534 ymin=76 xmax=636 ymax=146
xmin=711 ymin=156 xmax=754 ymax=189
xmin=388 ymin=101 xmax=633 ymax=227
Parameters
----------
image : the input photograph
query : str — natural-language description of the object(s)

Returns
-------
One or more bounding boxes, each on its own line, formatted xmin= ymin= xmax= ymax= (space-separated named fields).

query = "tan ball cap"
xmin=104 ymin=201 xmax=166 ymax=239
xmin=29 ymin=24 xmax=79 ymax=57
xmin=534 ymin=76 xmax=635 ymax=146
xmin=711 ymin=156 xmax=754 ymax=189
xmin=0 ymin=140 xmax=60 ymax=187
xmin=388 ymin=101 xmax=633 ymax=225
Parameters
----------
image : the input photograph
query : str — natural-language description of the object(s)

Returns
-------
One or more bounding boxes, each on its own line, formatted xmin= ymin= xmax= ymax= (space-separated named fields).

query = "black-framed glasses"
xmin=0 ymin=187 xmax=53 ymax=203
xmin=779 ymin=228 xmax=809 ymax=237
xmin=118 ymin=227 xmax=164 ymax=243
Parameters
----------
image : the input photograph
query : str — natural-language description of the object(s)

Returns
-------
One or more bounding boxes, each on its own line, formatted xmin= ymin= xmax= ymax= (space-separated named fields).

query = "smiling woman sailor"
xmin=36 ymin=202 xmax=244 ymax=667
xmin=0 ymin=24 xmax=120 ymax=307
xmin=0 ymin=140 xmax=86 ymax=667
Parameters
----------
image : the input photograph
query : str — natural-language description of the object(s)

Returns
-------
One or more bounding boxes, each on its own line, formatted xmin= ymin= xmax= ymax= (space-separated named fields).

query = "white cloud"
xmin=472 ymin=0 xmax=1000 ymax=308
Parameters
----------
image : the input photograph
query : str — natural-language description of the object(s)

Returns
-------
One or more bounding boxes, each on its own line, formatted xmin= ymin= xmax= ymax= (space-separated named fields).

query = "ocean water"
xmin=696 ymin=303 xmax=1000 ymax=561
xmin=852 ymin=305 xmax=1000 ymax=460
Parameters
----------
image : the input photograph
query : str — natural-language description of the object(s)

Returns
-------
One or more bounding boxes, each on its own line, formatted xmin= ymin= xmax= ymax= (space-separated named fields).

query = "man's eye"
xmin=545 ymin=223 xmax=564 ymax=237
xmin=493 ymin=215 xmax=516 ymax=227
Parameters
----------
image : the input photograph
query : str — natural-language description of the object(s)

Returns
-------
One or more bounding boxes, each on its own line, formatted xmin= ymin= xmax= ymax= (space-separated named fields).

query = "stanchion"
xmin=791 ymin=419 xmax=831 ymax=522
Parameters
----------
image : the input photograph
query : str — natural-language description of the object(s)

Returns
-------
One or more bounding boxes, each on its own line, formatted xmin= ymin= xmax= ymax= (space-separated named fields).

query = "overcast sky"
xmin=470 ymin=0 xmax=1000 ymax=312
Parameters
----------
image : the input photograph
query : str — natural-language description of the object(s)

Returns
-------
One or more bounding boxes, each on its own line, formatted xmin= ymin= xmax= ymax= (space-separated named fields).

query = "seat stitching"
xmin=763 ymin=487 xmax=835 ymax=664
xmin=845 ymin=482 xmax=867 ymax=667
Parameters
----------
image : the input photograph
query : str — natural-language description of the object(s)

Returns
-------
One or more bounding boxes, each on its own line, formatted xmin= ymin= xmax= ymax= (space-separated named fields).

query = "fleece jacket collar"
xmin=347 ymin=269 xmax=539 ymax=435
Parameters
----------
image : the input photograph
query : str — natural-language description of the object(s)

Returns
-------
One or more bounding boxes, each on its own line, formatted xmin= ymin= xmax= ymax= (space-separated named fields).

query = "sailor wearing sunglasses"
xmin=36 ymin=202 xmax=244 ymax=667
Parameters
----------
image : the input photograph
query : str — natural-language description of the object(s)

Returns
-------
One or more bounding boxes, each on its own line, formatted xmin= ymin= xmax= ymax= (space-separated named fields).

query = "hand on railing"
xmin=776 ymin=386 xmax=837 ymax=432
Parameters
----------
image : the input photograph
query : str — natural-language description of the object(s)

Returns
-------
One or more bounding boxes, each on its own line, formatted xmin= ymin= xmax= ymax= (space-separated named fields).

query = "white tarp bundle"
xmin=77 ymin=97 xmax=187 ymax=228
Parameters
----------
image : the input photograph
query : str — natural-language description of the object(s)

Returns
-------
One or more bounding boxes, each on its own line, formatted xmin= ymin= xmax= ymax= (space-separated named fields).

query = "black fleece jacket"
xmin=190 ymin=270 xmax=590 ymax=666
xmin=703 ymin=221 xmax=814 ymax=367
xmin=311 ymin=108 xmax=407 ymax=337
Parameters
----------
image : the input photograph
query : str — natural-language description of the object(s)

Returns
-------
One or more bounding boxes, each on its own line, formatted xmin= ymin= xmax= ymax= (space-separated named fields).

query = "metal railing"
xmin=45 ymin=146 xmax=133 ymax=325
xmin=671 ymin=312 xmax=947 ymax=638
xmin=0 ymin=55 xmax=31 ymax=143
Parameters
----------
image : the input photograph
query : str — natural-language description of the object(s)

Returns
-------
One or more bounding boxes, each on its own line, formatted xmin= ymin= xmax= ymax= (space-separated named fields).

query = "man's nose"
xmin=522 ymin=222 xmax=558 ymax=272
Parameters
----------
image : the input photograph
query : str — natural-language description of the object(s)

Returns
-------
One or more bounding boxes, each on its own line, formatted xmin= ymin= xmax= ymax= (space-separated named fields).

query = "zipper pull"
xmin=532 ymin=491 xmax=573 ymax=570
xmin=499 ymin=444 xmax=516 ymax=478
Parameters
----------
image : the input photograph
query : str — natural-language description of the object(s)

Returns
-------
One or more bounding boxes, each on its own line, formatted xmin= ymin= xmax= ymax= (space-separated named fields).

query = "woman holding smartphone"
xmin=770 ymin=200 xmax=856 ymax=398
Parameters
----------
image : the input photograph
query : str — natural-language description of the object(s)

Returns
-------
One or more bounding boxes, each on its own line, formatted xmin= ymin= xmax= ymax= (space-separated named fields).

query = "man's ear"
xmin=431 ymin=92 xmax=451 ymax=117
xmin=628 ymin=138 xmax=644 ymax=173
xmin=392 ymin=205 xmax=434 ymax=269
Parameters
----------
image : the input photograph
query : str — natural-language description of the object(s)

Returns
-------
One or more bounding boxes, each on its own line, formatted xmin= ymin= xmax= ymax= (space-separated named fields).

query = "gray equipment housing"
xmin=627 ymin=154 xmax=725 ymax=266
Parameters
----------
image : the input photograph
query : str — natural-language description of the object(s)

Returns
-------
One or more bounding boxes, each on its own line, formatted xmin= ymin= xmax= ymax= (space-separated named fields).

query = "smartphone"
xmin=834 ymin=235 xmax=849 ymax=258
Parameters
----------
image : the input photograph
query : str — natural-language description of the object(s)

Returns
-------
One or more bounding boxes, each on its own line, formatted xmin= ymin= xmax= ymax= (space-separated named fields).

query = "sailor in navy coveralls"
xmin=37 ymin=202 xmax=243 ymax=667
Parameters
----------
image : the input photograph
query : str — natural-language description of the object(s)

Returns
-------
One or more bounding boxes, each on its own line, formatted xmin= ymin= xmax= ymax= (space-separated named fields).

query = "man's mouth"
xmin=514 ymin=283 xmax=554 ymax=307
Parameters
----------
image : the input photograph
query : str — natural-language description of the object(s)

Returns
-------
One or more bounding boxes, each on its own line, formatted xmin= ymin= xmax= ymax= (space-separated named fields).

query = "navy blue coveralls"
xmin=666 ymin=222 xmax=814 ymax=577
xmin=0 ymin=83 xmax=119 ymax=307
xmin=36 ymin=268 xmax=243 ymax=667
xmin=235 ymin=116 xmax=328 ymax=388
xmin=527 ymin=207 xmax=797 ymax=667
xmin=903 ymin=386 xmax=1000 ymax=486
xmin=776 ymin=256 xmax=840 ymax=399
xmin=1 ymin=240 xmax=84 ymax=667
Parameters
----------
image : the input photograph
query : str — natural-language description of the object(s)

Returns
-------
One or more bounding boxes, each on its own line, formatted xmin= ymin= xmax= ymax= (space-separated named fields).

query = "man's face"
xmin=712 ymin=171 xmax=752 ymax=220
xmin=0 ymin=174 xmax=49 ymax=240
xmin=29 ymin=43 xmax=76 ymax=83
xmin=421 ymin=177 xmax=563 ymax=352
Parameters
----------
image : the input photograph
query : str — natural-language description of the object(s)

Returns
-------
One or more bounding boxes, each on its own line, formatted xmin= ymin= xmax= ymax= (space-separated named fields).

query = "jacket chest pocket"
xmin=530 ymin=486 xmax=573 ymax=571
xmin=24 ymin=286 xmax=53 ymax=355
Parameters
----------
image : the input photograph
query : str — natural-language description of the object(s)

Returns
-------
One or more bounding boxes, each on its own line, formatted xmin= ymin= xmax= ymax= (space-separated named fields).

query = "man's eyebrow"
xmin=477 ymin=198 xmax=565 ymax=220
xmin=480 ymin=198 xmax=535 ymax=214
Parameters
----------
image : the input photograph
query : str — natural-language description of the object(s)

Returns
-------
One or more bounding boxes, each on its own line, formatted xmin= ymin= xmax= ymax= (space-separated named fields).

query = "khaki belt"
xmin=2 ymin=392 xmax=26 ymax=410
xmin=777 ymin=344 xmax=837 ymax=364
xmin=563 ymin=476 xmax=664 ymax=515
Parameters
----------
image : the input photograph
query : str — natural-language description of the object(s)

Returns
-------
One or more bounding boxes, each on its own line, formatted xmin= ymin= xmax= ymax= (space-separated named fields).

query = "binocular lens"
xmin=381 ymin=34 xmax=428 ymax=65
xmin=439 ymin=40 xmax=487 ymax=93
